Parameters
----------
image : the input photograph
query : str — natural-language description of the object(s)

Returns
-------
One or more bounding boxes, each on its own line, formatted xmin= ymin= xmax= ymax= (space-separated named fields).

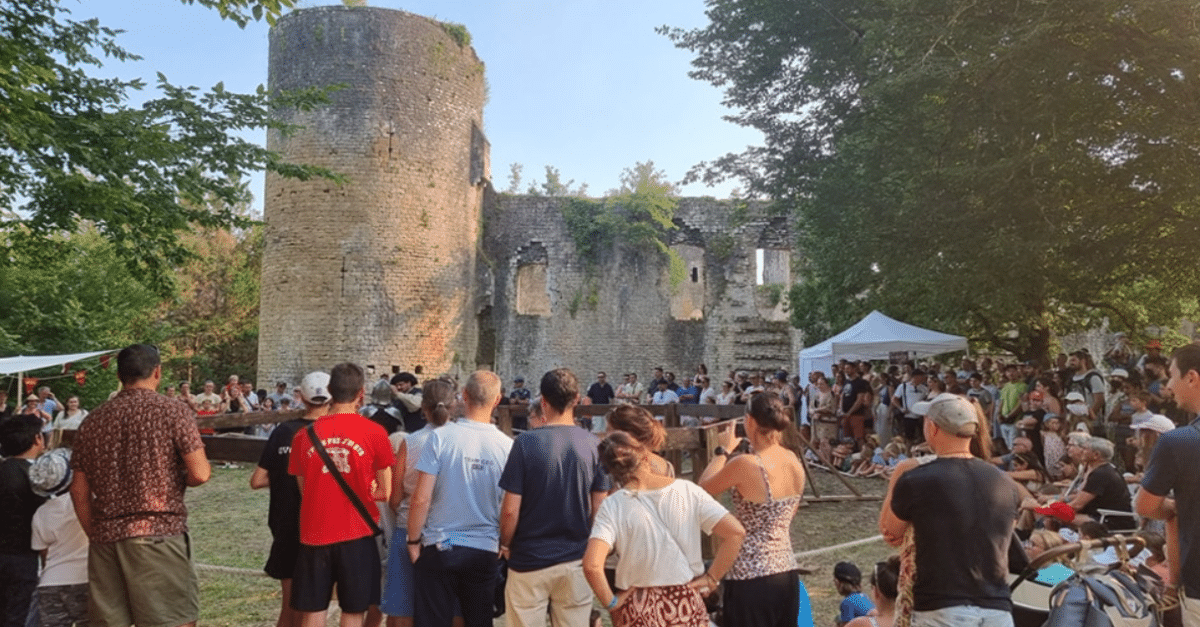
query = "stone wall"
xmin=258 ymin=6 xmax=486 ymax=385
xmin=480 ymin=193 xmax=804 ymax=385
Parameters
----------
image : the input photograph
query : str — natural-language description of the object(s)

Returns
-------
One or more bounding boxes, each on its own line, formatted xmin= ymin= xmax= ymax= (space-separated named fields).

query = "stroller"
xmin=1008 ymin=535 xmax=1174 ymax=627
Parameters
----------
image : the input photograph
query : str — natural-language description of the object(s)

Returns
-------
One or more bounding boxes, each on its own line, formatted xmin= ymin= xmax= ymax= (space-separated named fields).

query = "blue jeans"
xmin=413 ymin=544 xmax=497 ymax=627
xmin=912 ymin=605 xmax=1013 ymax=627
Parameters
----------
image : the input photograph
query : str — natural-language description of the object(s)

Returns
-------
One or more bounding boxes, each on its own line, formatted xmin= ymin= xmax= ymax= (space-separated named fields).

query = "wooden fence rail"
xmin=189 ymin=403 xmax=877 ymax=503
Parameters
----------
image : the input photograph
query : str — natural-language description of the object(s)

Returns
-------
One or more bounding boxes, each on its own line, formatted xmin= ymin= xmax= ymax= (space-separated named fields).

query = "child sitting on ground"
xmin=850 ymin=435 xmax=882 ymax=477
xmin=831 ymin=439 xmax=856 ymax=474
xmin=834 ymin=561 xmax=874 ymax=627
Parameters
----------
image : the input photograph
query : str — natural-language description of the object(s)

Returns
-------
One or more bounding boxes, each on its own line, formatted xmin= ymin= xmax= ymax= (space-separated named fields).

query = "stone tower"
xmin=258 ymin=6 xmax=488 ymax=385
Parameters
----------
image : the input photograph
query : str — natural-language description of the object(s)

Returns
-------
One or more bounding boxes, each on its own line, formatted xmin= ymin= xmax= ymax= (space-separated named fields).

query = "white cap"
xmin=1111 ymin=368 xmax=1129 ymax=379
xmin=1064 ymin=391 xmax=1087 ymax=403
xmin=1132 ymin=414 xmax=1175 ymax=434
xmin=911 ymin=393 xmax=978 ymax=437
xmin=300 ymin=371 xmax=331 ymax=405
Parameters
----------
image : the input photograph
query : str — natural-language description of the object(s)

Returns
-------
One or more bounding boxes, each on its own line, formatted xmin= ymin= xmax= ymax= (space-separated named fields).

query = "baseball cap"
xmin=911 ymin=393 xmax=978 ymax=437
xmin=1132 ymin=414 xmax=1175 ymax=434
xmin=513 ymin=376 xmax=525 ymax=383
xmin=833 ymin=561 xmax=862 ymax=585
xmin=1064 ymin=391 xmax=1086 ymax=403
xmin=29 ymin=449 xmax=73 ymax=498
xmin=1110 ymin=368 xmax=1129 ymax=379
xmin=300 ymin=371 xmax=331 ymax=405
xmin=1034 ymin=501 xmax=1075 ymax=524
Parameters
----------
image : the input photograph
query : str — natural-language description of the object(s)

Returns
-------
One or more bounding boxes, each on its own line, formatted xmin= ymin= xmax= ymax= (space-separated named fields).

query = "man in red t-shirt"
xmin=288 ymin=362 xmax=393 ymax=627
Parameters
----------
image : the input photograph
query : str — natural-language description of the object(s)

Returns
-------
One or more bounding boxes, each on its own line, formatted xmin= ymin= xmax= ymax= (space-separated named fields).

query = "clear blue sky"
xmin=77 ymin=0 xmax=762 ymax=208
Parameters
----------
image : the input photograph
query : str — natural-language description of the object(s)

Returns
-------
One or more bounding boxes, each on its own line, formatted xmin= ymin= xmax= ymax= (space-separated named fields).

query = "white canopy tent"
xmin=0 ymin=350 xmax=118 ymax=398
xmin=797 ymin=311 xmax=967 ymax=420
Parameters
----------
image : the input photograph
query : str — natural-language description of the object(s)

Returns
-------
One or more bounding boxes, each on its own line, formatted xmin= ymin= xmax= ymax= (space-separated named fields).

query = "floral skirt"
xmin=612 ymin=584 xmax=708 ymax=627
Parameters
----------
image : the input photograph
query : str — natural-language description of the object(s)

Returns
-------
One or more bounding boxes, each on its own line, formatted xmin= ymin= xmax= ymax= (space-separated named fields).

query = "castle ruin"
xmin=258 ymin=6 xmax=802 ymax=386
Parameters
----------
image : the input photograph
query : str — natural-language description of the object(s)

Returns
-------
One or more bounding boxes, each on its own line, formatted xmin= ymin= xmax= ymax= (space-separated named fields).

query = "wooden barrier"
xmin=190 ymin=403 xmax=877 ymax=502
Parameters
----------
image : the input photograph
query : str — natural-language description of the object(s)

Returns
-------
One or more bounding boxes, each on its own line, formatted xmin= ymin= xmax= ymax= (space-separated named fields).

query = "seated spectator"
xmin=845 ymin=557 xmax=899 ymax=627
xmin=833 ymin=562 xmax=874 ymax=627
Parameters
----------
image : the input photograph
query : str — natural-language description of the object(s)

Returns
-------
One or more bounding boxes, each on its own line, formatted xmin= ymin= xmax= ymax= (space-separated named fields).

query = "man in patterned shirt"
xmin=70 ymin=344 xmax=211 ymax=627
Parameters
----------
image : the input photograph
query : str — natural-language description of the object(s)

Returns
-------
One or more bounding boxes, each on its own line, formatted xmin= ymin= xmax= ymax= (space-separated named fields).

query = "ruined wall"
xmin=259 ymin=7 xmax=486 ymax=385
xmin=481 ymin=193 xmax=804 ymax=384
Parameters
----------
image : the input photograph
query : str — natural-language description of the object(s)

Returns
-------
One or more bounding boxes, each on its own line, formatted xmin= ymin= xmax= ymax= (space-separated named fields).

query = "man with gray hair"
xmin=1063 ymin=436 xmax=1132 ymax=528
xmin=880 ymin=393 xmax=1021 ymax=627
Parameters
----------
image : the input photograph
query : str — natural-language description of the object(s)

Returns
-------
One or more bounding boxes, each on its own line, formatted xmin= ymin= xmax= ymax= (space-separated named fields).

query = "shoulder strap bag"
xmin=305 ymin=424 xmax=383 ymax=536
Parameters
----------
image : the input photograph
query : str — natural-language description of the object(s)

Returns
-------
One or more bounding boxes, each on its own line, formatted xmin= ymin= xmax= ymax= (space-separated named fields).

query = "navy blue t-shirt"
xmin=499 ymin=424 xmax=611 ymax=571
xmin=1142 ymin=419 xmax=1200 ymax=597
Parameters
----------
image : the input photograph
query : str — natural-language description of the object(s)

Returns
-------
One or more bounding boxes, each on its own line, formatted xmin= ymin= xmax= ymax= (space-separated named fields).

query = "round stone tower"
xmin=259 ymin=6 xmax=488 ymax=385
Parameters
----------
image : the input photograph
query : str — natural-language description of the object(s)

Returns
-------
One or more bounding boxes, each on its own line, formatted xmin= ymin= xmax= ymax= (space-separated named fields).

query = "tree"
xmin=525 ymin=165 xmax=589 ymax=197
xmin=0 ymin=0 xmax=332 ymax=290
xmin=663 ymin=0 xmax=1200 ymax=360
xmin=159 ymin=224 xmax=265 ymax=386
xmin=0 ymin=227 xmax=164 ymax=407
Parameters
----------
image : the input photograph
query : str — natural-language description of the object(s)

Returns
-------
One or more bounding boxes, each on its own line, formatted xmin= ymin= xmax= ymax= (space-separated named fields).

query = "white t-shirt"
xmin=31 ymin=496 xmax=89 ymax=587
xmin=652 ymin=390 xmax=680 ymax=405
xmin=698 ymin=386 xmax=717 ymax=405
xmin=52 ymin=409 xmax=88 ymax=431
xmin=590 ymin=479 xmax=729 ymax=590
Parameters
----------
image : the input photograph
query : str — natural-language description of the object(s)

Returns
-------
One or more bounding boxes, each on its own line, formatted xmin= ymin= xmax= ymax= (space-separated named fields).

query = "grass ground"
xmin=186 ymin=463 xmax=894 ymax=626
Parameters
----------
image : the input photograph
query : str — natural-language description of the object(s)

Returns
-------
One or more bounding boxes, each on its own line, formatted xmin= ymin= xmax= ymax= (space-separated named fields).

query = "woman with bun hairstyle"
xmin=382 ymin=379 xmax=458 ymax=627
xmin=583 ymin=432 xmax=745 ymax=627
xmin=604 ymin=404 xmax=674 ymax=479
xmin=699 ymin=391 xmax=806 ymax=626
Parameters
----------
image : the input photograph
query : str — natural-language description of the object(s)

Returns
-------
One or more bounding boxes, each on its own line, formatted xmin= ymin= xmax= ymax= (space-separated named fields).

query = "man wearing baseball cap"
xmin=250 ymin=371 xmax=331 ymax=627
xmin=880 ymin=393 xmax=1021 ymax=627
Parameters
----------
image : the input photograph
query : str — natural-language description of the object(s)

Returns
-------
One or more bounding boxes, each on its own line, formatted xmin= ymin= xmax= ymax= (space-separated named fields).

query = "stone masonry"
xmin=258 ymin=6 xmax=802 ymax=387
xmin=259 ymin=6 xmax=487 ymax=386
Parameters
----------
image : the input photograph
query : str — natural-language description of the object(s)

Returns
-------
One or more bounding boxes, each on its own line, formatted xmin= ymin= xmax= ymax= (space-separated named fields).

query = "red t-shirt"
xmin=288 ymin=413 xmax=394 ymax=546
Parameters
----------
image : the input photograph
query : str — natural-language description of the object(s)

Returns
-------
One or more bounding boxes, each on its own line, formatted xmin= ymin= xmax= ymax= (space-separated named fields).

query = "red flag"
xmin=23 ymin=378 xmax=37 ymax=394
xmin=75 ymin=370 xmax=87 ymax=386
xmin=99 ymin=355 xmax=111 ymax=370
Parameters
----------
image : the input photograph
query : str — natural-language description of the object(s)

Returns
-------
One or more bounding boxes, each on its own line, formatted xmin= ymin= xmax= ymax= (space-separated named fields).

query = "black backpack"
xmin=1068 ymin=371 xmax=1106 ymax=400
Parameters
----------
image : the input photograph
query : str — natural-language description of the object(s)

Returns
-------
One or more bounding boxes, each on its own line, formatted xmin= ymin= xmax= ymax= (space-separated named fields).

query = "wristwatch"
xmin=713 ymin=446 xmax=728 ymax=457
xmin=406 ymin=537 xmax=421 ymax=545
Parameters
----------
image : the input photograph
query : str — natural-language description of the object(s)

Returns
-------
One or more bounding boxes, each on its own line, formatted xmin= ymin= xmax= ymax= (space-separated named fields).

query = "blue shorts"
xmin=381 ymin=528 xmax=415 ymax=617
xmin=381 ymin=528 xmax=462 ymax=619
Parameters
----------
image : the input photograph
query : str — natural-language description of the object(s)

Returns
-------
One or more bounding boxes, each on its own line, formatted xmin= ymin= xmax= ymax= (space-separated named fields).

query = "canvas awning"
xmin=0 ymin=350 xmax=118 ymax=375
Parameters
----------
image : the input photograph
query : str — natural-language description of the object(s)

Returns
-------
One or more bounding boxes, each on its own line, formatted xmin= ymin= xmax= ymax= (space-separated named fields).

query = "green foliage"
xmin=0 ymin=0 xmax=338 ymax=292
xmin=560 ymin=160 xmax=684 ymax=288
xmin=158 ymin=223 xmax=264 ymax=387
xmin=758 ymin=284 xmax=784 ymax=309
xmin=440 ymin=21 xmax=471 ymax=48
xmin=180 ymin=0 xmax=295 ymax=27
xmin=0 ymin=227 xmax=164 ymax=407
xmin=526 ymin=165 xmax=589 ymax=197
xmin=665 ymin=0 xmax=1200 ymax=360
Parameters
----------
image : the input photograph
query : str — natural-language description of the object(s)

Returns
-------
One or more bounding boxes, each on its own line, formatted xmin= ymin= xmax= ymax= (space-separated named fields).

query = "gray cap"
xmin=911 ymin=393 xmax=978 ymax=437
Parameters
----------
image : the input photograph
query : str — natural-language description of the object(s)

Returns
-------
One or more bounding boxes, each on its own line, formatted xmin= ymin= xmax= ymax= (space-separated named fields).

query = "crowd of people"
xmin=2 ymin=337 xmax=1199 ymax=627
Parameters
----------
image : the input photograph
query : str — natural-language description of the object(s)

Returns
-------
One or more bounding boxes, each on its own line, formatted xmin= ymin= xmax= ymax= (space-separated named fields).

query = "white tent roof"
xmin=0 ymin=350 xmax=118 ymax=375
xmin=799 ymin=311 xmax=967 ymax=362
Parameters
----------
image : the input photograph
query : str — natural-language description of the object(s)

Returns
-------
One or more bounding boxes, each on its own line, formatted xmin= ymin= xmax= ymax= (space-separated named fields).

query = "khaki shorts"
xmin=89 ymin=533 xmax=199 ymax=627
